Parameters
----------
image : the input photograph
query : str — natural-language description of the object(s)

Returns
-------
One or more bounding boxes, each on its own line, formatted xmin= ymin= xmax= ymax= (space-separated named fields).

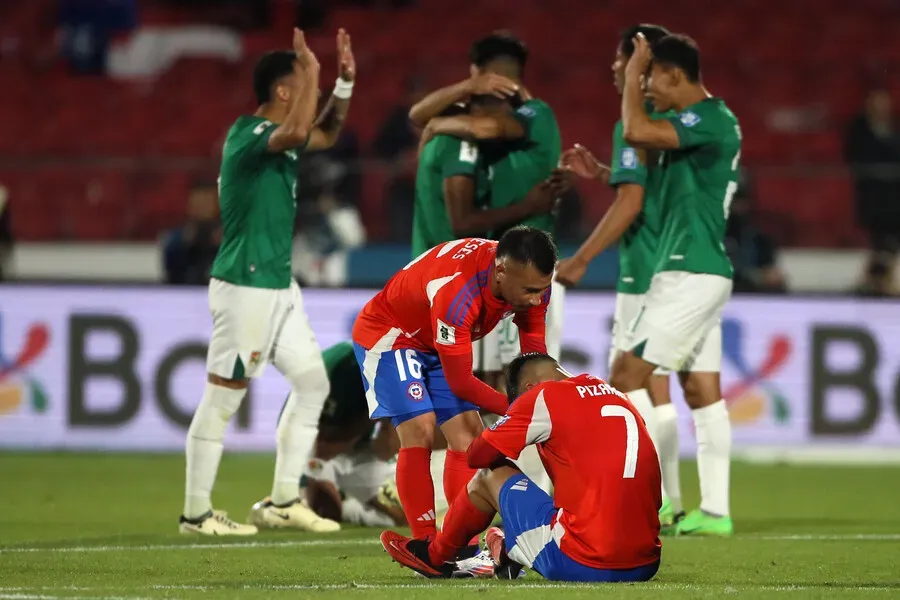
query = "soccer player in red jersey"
xmin=352 ymin=227 xmax=556 ymax=544
xmin=381 ymin=352 xmax=662 ymax=582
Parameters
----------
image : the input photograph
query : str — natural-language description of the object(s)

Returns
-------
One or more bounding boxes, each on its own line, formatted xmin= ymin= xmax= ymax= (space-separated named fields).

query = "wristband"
xmin=334 ymin=78 xmax=354 ymax=99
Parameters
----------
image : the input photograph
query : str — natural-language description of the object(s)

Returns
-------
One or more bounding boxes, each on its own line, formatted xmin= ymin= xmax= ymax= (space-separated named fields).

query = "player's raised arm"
xmin=267 ymin=29 xmax=321 ymax=153
xmin=621 ymin=34 xmax=679 ymax=150
xmin=408 ymin=73 xmax=519 ymax=129
xmin=307 ymin=29 xmax=355 ymax=151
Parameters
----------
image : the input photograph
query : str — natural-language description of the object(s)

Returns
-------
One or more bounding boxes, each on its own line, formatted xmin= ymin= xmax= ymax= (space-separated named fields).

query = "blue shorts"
xmin=352 ymin=343 xmax=479 ymax=427
xmin=499 ymin=475 xmax=661 ymax=583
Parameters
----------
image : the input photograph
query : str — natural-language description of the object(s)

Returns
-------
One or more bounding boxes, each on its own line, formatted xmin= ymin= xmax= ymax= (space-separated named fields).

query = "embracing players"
xmin=352 ymin=227 xmax=556 ymax=546
xmin=566 ymin=33 xmax=740 ymax=536
xmin=179 ymin=28 xmax=355 ymax=535
xmin=381 ymin=353 xmax=662 ymax=582
xmin=556 ymin=24 xmax=685 ymax=531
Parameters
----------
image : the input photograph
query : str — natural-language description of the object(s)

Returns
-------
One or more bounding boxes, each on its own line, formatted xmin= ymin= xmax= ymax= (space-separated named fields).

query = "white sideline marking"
xmin=2 ymin=533 xmax=900 ymax=555
xmin=0 ymin=583 xmax=897 ymax=595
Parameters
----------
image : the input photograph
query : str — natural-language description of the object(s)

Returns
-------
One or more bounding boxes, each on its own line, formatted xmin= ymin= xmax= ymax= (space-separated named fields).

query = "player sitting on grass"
xmin=381 ymin=353 xmax=662 ymax=582
xmin=352 ymin=227 xmax=556 ymax=549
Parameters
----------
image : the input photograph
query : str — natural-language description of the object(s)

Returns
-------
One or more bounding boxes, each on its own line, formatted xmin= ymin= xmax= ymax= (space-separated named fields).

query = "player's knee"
xmin=609 ymin=353 xmax=648 ymax=392
xmin=396 ymin=413 xmax=436 ymax=448
xmin=441 ymin=410 xmax=484 ymax=451
xmin=188 ymin=383 xmax=245 ymax=440
xmin=466 ymin=468 xmax=490 ymax=496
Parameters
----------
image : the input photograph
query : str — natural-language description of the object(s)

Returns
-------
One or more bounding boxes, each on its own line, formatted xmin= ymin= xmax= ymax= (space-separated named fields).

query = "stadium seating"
xmin=1 ymin=0 xmax=893 ymax=246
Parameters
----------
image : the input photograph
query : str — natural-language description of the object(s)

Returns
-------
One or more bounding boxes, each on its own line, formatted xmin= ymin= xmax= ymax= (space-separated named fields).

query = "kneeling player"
xmin=381 ymin=353 xmax=662 ymax=582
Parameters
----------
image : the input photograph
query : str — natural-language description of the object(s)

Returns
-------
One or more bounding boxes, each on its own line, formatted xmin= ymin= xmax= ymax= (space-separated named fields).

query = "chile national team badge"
xmin=406 ymin=382 xmax=425 ymax=402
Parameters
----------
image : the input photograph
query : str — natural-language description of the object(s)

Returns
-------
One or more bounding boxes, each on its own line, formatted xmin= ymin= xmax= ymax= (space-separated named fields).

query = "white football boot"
xmin=179 ymin=509 xmax=258 ymax=536
xmin=248 ymin=496 xmax=341 ymax=533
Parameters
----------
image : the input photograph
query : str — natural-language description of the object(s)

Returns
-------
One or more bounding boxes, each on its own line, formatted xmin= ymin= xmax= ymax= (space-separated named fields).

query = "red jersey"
xmin=352 ymin=239 xmax=549 ymax=414
xmin=481 ymin=374 xmax=662 ymax=570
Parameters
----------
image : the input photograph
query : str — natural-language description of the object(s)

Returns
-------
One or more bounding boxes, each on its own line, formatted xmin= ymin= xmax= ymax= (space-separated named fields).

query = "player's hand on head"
xmin=555 ymin=257 xmax=588 ymax=287
xmin=293 ymin=27 xmax=320 ymax=72
xmin=336 ymin=28 xmax=355 ymax=81
xmin=626 ymin=32 xmax=652 ymax=77
xmin=562 ymin=144 xmax=609 ymax=182
xmin=468 ymin=73 xmax=519 ymax=99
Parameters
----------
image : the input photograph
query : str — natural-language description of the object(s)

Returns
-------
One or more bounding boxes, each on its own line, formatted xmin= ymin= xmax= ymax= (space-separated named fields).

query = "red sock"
xmin=428 ymin=488 xmax=494 ymax=565
xmin=443 ymin=450 xmax=477 ymax=509
xmin=397 ymin=447 xmax=436 ymax=540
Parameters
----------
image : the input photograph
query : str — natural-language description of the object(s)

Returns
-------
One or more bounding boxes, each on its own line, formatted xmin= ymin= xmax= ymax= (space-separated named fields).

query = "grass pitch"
xmin=0 ymin=453 xmax=898 ymax=599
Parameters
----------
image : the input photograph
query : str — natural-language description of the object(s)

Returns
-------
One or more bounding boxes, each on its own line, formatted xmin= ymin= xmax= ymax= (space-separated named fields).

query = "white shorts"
xmin=472 ymin=280 xmax=566 ymax=371
xmin=305 ymin=453 xmax=396 ymax=504
xmin=624 ymin=271 xmax=731 ymax=373
xmin=609 ymin=293 xmax=670 ymax=376
xmin=207 ymin=278 xmax=322 ymax=379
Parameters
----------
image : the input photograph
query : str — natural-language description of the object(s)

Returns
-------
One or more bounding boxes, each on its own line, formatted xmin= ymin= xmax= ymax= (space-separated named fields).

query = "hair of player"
xmin=468 ymin=31 xmax=528 ymax=76
xmin=651 ymin=34 xmax=701 ymax=83
xmin=505 ymin=352 xmax=557 ymax=401
xmin=496 ymin=226 xmax=558 ymax=276
xmin=619 ymin=24 xmax=671 ymax=58
xmin=253 ymin=51 xmax=297 ymax=106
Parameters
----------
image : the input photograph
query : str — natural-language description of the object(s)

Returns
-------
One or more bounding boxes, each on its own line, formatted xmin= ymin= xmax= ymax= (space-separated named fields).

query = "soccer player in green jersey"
xmin=412 ymin=96 xmax=560 ymax=258
xmin=556 ymin=24 xmax=685 ymax=533
xmin=180 ymin=28 xmax=356 ymax=536
xmin=611 ymin=33 xmax=741 ymax=536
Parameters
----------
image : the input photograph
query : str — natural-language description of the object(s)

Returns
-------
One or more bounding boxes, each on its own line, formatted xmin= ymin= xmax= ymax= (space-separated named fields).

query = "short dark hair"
xmin=619 ymin=24 xmax=670 ymax=58
xmin=469 ymin=31 xmax=528 ymax=75
xmin=651 ymin=34 xmax=701 ymax=83
xmin=505 ymin=352 xmax=557 ymax=401
xmin=253 ymin=51 xmax=296 ymax=105
xmin=496 ymin=226 xmax=557 ymax=276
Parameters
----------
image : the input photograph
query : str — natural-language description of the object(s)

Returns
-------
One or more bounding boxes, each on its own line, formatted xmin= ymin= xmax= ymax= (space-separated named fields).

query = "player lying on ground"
xmin=555 ymin=23 xmax=685 ymax=533
xmin=352 ymin=227 xmax=556 ymax=550
xmin=606 ymin=33 xmax=740 ymax=536
xmin=381 ymin=352 xmax=662 ymax=582
xmin=181 ymin=28 xmax=356 ymax=536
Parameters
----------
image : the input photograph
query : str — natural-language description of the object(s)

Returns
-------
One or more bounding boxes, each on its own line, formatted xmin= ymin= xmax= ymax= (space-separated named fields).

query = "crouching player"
xmin=295 ymin=341 xmax=406 ymax=527
xmin=381 ymin=353 xmax=662 ymax=582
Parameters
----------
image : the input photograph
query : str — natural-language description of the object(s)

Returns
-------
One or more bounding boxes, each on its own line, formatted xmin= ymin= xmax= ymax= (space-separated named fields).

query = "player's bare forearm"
xmin=622 ymin=77 xmax=680 ymax=149
xmin=308 ymin=94 xmax=351 ymax=150
xmin=428 ymin=115 xmax=524 ymax=142
xmin=408 ymin=80 xmax=472 ymax=128
xmin=269 ymin=66 xmax=320 ymax=152
xmin=572 ymin=183 xmax=644 ymax=265
xmin=445 ymin=177 xmax=532 ymax=236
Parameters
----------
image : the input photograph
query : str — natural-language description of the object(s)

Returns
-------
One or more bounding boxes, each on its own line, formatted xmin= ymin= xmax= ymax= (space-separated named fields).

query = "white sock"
xmin=655 ymin=403 xmax=682 ymax=513
xmin=184 ymin=383 xmax=246 ymax=518
xmin=692 ymin=400 xmax=731 ymax=517
xmin=272 ymin=366 xmax=329 ymax=505
xmin=626 ymin=388 xmax=657 ymax=446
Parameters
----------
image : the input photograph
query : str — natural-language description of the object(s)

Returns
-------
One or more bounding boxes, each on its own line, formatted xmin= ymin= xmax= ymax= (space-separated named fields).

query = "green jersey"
xmin=319 ymin=342 xmax=367 ymax=430
xmin=411 ymin=135 xmax=488 ymax=257
xmin=211 ymin=115 xmax=303 ymax=289
xmin=654 ymin=98 xmax=740 ymax=278
xmin=485 ymin=99 xmax=562 ymax=238
xmin=608 ymin=111 xmax=673 ymax=295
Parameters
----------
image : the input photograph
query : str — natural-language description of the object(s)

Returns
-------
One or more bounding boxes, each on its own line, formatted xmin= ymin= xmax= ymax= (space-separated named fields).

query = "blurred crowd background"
xmin=1 ymin=0 xmax=899 ymax=296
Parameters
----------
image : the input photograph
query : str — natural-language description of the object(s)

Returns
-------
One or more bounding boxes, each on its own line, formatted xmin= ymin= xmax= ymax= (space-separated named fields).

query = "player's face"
xmin=496 ymin=259 xmax=553 ymax=311
xmin=612 ymin=46 xmax=627 ymax=94
xmin=645 ymin=63 xmax=676 ymax=112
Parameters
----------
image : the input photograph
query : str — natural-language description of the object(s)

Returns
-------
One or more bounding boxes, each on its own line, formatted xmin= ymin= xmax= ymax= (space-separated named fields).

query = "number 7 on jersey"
xmin=601 ymin=405 xmax=639 ymax=479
